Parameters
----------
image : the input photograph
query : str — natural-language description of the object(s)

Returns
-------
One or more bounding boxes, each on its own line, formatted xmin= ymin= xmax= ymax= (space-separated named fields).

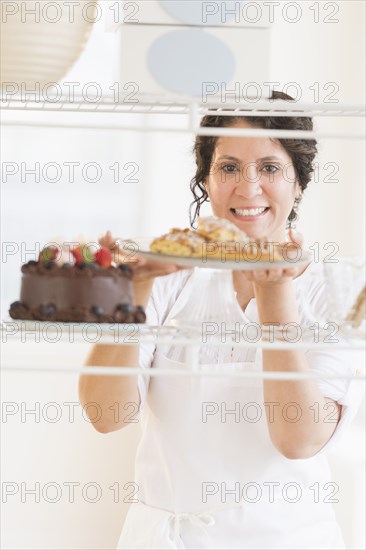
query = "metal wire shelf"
xmin=2 ymin=363 xmax=364 ymax=381
xmin=1 ymin=94 xmax=365 ymax=117
xmin=3 ymin=320 xmax=364 ymax=378
xmin=1 ymin=320 xmax=365 ymax=350
xmin=1 ymin=95 xmax=365 ymax=139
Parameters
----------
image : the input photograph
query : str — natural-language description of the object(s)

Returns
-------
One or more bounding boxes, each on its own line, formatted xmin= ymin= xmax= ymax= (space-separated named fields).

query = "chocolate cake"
xmin=9 ymin=243 xmax=146 ymax=323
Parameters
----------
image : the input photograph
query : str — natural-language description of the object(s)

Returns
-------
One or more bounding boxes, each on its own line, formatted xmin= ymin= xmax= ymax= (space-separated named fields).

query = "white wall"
xmin=1 ymin=2 xmax=365 ymax=549
xmin=268 ymin=0 xmax=365 ymax=256
xmin=2 ymin=15 xmax=143 ymax=550
xmin=1 ymin=343 xmax=141 ymax=550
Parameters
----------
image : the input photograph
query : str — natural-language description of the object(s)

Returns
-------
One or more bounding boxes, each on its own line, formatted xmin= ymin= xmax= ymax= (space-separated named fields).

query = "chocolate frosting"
xmin=9 ymin=263 xmax=146 ymax=324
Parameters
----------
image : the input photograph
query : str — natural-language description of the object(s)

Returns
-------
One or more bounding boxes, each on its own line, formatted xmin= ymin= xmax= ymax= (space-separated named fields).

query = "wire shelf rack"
xmin=1 ymin=94 xmax=365 ymax=376
xmin=1 ymin=94 xmax=365 ymax=138
xmin=1 ymin=94 xmax=365 ymax=116
xmin=1 ymin=320 xmax=365 ymax=349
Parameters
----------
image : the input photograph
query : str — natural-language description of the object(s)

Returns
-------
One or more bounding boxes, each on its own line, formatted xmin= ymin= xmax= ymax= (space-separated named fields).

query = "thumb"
xmin=289 ymin=228 xmax=304 ymax=248
xmin=98 ymin=230 xmax=114 ymax=248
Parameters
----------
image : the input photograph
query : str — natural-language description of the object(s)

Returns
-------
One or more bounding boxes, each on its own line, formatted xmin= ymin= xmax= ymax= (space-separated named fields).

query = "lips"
xmin=231 ymin=207 xmax=270 ymax=218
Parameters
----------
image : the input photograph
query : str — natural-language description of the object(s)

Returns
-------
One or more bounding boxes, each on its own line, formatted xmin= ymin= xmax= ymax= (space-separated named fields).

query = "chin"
xmin=232 ymin=221 xmax=269 ymax=239
xmin=244 ymin=228 xmax=268 ymax=240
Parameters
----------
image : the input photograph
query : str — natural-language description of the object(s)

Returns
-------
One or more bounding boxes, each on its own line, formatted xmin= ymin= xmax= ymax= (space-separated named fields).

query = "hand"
xmin=98 ymin=230 xmax=188 ymax=283
xmin=243 ymin=229 xmax=308 ymax=287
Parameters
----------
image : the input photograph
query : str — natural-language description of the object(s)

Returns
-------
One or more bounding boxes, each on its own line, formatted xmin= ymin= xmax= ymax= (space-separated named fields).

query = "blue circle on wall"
xmin=159 ymin=1 xmax=245 ymax=26
xmin=147 ymin=29 xmax=236 ymax=96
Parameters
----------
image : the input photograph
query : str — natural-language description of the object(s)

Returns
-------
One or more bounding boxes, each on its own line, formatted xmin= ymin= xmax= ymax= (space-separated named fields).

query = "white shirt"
xmin=118 ymin=261 xmax=365 ymax=550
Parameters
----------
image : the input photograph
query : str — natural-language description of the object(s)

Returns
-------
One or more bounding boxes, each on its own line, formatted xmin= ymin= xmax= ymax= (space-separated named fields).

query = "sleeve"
xmin=305 ymin=344 xmax=365 ymax=454
xmin=295 ymin=262 xmax=365 ymax=454
xmin=137 ymin=286 xmax=159 ymax=410
xmin=136 ymin=270 xmax=192 ymax=409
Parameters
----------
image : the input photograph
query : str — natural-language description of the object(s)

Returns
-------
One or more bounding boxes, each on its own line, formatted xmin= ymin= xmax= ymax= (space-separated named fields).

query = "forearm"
xmin=78 ymin=279 xmax=154 ymax=433
xmin=254 ymin=283 xmax=340 ymax=459
xmin=79 ymin=344 xmax=140 ymax=433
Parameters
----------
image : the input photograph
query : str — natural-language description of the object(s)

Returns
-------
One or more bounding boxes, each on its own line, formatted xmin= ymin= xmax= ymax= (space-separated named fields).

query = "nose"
xmin=234 ymin=163 xmax=263 ymax=198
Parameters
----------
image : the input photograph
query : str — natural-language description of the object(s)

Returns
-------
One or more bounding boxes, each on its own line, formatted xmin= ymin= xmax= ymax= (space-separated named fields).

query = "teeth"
xmin=234 ymin=207 xmax=267 ymax=216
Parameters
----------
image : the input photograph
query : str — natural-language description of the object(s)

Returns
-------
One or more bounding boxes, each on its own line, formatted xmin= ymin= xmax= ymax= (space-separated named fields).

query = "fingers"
xmin=98 ymin=230 xmax=115 ymax=248
xmin=132 ymin=263 xmax=182 ymax=282
xmin=97 ymin=233 xmax=190 ymax=282
xmin=283 ymin=267 xmax=297 ymax=277
xmin=252 ymin=269 xmax=287 ymax=282
xmin=245 ymin=267 xmax=298 ymax=284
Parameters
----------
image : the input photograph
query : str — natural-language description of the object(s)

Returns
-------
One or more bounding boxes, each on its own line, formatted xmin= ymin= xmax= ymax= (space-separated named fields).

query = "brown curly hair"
xmin=189 ymin=91 xmax=318 ymax=227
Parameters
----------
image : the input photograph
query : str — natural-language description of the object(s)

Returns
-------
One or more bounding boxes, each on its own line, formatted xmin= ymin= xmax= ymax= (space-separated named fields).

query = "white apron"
xmin=117 ymin=279 xmax=346 ymax=550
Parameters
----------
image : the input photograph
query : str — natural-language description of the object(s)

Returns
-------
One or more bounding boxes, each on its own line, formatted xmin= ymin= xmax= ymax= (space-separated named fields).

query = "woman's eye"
xmin=262 ymin=164 xmax=280 ymax=174
xmin=221 ymin=164 xmax=239 ymax=173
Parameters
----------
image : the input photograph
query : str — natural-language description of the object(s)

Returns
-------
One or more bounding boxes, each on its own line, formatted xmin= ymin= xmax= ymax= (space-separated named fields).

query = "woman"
xmin=79 ymin=93 xmax=364 ymax=549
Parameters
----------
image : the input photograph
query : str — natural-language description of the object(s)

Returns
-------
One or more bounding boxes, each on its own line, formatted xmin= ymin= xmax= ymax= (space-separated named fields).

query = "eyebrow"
xmin=216 ymin=155 xmax=283 ymax=162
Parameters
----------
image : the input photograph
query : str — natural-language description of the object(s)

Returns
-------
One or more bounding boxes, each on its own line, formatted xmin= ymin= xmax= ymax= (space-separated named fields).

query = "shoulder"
xmin=146 ymin=269 xmax=193 ymax=325
xmin=293 ymin=258 xmax=365 ymax=324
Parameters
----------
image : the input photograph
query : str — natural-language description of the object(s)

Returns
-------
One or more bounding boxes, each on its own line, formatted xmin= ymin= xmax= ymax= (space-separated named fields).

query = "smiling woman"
xmin=79 ymin=91 xmax=364 ymax=550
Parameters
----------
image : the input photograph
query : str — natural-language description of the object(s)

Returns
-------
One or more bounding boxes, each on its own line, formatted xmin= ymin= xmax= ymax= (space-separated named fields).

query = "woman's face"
xmin=205 ymin=120 xmax=300 ymax=242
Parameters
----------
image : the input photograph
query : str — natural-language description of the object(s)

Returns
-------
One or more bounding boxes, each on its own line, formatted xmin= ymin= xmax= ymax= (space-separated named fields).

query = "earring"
xmin=288 ymin=197 xmax=300 ymax=230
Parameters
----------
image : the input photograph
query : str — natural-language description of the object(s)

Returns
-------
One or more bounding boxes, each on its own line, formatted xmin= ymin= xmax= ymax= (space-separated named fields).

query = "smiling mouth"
xmin=230 ymin=207 xmax=270 ymax=218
